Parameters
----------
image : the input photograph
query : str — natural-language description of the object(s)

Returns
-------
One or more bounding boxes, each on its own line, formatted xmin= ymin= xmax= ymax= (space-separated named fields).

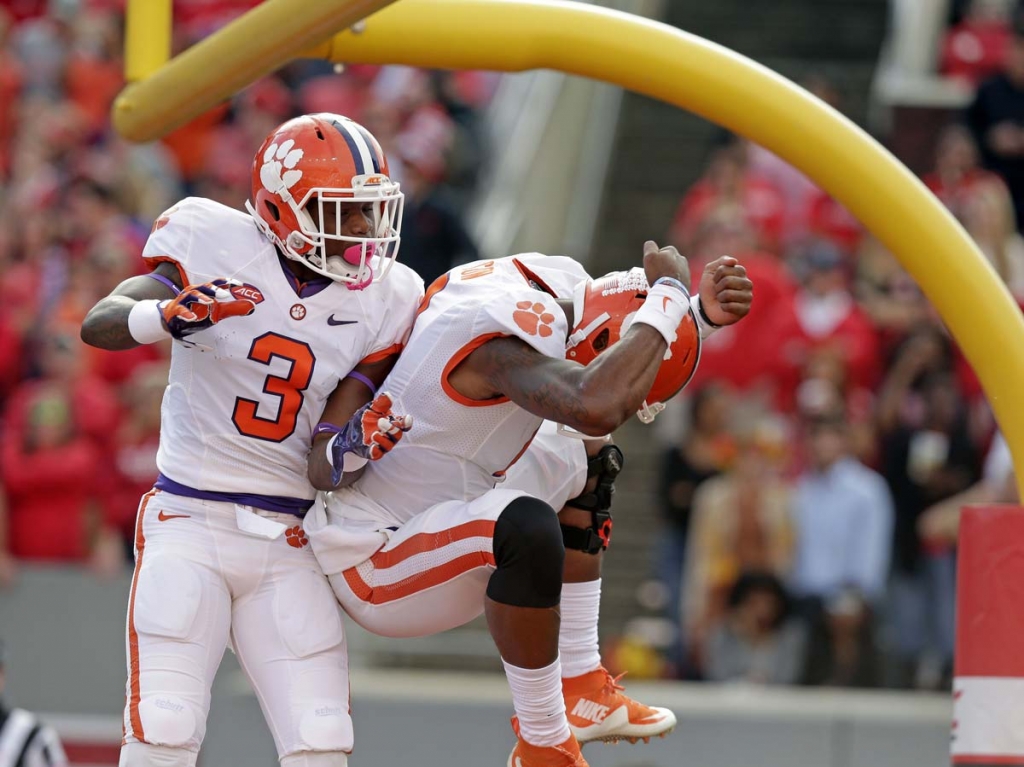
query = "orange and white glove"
xmin=127 ymin=277 xmax=258 ymax=348
xmin=316 ymin=392 xmax=414 ymax=486
xmin=159 ymin=278 xmax=257 ymax=340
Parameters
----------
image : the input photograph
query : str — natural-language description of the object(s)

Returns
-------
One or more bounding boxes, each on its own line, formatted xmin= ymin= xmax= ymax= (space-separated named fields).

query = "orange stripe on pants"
xmin=368 ymin=519 xmax=496 ymax=569
xmin=343 ymin=518 xmax=497 ymax=605
xmin=345 ymin=550 xmax=497 ymax=605
xmin=126 ymin=490 xmax=156 ymax=743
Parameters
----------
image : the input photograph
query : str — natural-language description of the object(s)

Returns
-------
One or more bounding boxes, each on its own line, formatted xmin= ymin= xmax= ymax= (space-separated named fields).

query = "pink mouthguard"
xmin=343 ymin=242 xmax=375 ymax=291
xmin=342 ymin=242 xmax=375 ymax=265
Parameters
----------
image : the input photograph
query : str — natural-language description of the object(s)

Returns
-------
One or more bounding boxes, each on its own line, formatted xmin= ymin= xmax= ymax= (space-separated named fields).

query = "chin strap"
xmin=636 ymin=401 xmax=666 ymax=424
xmin=566 ymin=312 xmax=611 ymax=354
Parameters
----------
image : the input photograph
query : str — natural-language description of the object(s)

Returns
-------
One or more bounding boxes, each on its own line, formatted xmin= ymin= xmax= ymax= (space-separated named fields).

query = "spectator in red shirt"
xmin=105 ymin=361 xmax=166 ymax=557
xmin=28 ymin=322 xmax=120 ymax=454
xmin=803 ymin=190 xmax=864 ymax=258
xmin=672 ymin=135 xmax=786 ymax=255
xmin=790 ymin=241 xmax=882 ymax=395
xmin=685 ymin=205 xmax=804 ymax=410
xmin=1 ymin=382 xmax=104 ymax=564
xmin=1 ymin=325 xmax=123 ymax=572
xmin=941 ymin=0 xmax=1013 ymax=87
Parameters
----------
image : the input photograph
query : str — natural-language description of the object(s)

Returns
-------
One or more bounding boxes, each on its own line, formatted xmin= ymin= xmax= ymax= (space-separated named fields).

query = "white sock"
xmin=503 ymin=658 xmax=571 ymax=747
xmin=559 ymin=579 xmax=603 ymax=678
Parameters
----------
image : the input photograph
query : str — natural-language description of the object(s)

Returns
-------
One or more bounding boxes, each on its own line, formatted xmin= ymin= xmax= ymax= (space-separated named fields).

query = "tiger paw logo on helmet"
xmin=260 ymin=139 xmax=304 ymax=196
xmin=513 ymin=301 xmax=556 ymax=337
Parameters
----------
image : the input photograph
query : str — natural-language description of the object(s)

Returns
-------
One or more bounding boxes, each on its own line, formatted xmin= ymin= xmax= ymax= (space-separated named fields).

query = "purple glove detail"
xmin=316 ymin=404 xmax=375 ymax=486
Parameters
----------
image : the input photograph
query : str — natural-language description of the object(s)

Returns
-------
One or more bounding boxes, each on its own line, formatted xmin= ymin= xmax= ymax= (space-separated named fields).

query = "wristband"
xmin=652 ymin=276 xmax=690 ymax=297
xmin=690 ymin=295 xmax=721 ymax=340
xmin=632 ymin=283 xmax=689 ymax=346
xmin=346 ymin=371 xmax=378 ymax=396
xmin=697 ymin=296 xmax=722 ymax=328
xmin=128 ymin=299 xmax=170 ymax=344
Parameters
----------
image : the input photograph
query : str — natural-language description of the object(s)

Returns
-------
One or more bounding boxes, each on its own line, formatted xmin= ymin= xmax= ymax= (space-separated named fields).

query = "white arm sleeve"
xmin=690 ymin=295 xmax=721 ymax=340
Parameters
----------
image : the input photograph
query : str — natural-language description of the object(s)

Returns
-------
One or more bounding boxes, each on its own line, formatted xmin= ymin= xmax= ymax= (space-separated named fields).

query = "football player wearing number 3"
xmin=80 ymin=113 xmax=423 ymax=767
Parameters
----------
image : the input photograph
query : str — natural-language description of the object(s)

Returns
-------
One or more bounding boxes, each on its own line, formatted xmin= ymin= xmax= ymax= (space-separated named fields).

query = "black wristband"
xmin=697 ymin=298 xmax=723 ymax=328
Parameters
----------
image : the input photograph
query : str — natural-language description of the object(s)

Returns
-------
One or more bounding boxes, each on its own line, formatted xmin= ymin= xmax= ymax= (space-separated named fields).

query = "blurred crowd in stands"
xmin=0 ymin=1 xmax=488 ymax=580
xmin=3 ymin=0 xmax=1024 ymax=695
xmin=626 ymin=0 xmax=1024 ymax=692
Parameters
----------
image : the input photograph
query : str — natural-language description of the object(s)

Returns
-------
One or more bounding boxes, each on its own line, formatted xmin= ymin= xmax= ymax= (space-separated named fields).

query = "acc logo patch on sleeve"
xmin=230 ymin=283 xmax=265 ymax=304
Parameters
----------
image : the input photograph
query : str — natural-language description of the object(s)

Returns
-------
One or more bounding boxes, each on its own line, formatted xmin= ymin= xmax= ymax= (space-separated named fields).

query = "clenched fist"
xmin=697 ymin=256 xmax=753 ymax=327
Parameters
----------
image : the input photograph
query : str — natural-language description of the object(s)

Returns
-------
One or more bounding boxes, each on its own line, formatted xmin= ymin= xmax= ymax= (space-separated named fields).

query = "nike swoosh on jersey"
xmin=327 ymin=315 xmax=359 ymax=326
xmin=157 ymin=511 xmax=191 ymax=521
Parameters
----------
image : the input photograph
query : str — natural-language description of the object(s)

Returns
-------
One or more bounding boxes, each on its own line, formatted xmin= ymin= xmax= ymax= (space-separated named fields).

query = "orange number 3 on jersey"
xmin=232 ymin=332 xmax=316 ymax=442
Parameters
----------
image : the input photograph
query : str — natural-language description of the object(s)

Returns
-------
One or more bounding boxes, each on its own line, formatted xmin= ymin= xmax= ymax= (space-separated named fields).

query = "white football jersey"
xmin=144 ymin=197 xmax=424 ymax=502
xmin=349 ymin=254 xmax=590 ymax=522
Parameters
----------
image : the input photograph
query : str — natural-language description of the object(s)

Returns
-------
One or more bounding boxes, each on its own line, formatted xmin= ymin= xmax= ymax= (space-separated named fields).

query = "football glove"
xmin=160 ymin=278 xmax=256 ymax=341
xmin=321 ymin=392 xmax=413 ymax=485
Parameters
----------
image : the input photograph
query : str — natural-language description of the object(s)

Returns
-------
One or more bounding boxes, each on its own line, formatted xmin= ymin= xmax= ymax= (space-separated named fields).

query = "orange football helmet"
xmin=245 ymin=113 xmax=404 ymax=288
xmin=566 ymin=267 xmax=701 ymax=424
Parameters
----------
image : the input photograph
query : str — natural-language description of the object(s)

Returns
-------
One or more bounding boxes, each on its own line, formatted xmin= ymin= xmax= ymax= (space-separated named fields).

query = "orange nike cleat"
xmin=562 ymin=667 xmax=677 ymax=744
xmin=506 ymin=717 xmax=589 ymax=767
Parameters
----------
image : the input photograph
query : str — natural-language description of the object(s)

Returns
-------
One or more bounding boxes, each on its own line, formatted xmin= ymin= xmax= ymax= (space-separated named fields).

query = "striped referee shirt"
xmin=0 ymin=706 xmax=67 ymax=767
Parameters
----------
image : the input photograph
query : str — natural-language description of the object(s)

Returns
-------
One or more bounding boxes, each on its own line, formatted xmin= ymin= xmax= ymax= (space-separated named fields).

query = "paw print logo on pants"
xmin=260 ymin=139 xmax=304 ymax=195
xmin=513 ymin=301 xmax=556 ymax=337
xmin=285 ymin=526 xmax=308 ymax=549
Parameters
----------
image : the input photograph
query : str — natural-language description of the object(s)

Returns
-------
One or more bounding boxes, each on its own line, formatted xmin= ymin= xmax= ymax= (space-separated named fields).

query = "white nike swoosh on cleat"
xmin=570 ymin=706 xmax=678 ymax=744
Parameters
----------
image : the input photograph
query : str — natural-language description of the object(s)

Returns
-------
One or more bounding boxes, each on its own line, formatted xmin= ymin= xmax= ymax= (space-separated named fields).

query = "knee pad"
xmin=562 ymin=444 xmax=623 ymax=554
xmin=281 ymin=752 xmax=349 ymax=767
xmin=487 ymin=495 xmax=564 ymax=608
xmin=298 ymin=700 xmax=353 ymax=753
xmin=135 ymin=696 xmax=198 ymax=748
xmin=119 ymin=742 xmax=198 ymax=767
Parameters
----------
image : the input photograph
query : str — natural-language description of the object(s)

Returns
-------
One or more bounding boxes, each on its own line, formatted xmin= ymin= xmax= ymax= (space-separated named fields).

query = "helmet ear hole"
xmin=264 ymin=201 xmax=281 ymax=221
xmin=592 ymin=328 xmax=610 ymax=352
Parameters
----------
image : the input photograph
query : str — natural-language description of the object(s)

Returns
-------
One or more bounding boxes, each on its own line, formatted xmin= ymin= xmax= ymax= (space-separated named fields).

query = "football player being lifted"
xmin=305 ymin=242 xmax=753 ymax=767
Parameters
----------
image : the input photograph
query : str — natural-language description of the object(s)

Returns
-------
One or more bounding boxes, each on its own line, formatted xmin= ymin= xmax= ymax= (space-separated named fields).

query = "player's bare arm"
xmin=80 ymin=261 xmax=183 ymax=350
xmin=82 ymin=264 xmax=257 ymax=352
xmin=308 ymin=354 xmax=400 ymax=491
xmin=458 ymin=241 xmax=691 ymax=436
xmin=471 ymin=327 xmax=668 ymax=436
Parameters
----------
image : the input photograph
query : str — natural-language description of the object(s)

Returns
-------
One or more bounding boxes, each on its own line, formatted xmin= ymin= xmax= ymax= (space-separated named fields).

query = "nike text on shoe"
xmin=563 ymin=667 xmax=676 ymax=745
xmin=507 ymin=717 xmax=588 ymax=767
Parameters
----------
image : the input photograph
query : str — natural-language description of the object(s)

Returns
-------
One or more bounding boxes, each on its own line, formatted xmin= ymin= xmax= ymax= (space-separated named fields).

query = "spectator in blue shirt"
xmin=789 ymin=397 xmax=894 ymax=686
